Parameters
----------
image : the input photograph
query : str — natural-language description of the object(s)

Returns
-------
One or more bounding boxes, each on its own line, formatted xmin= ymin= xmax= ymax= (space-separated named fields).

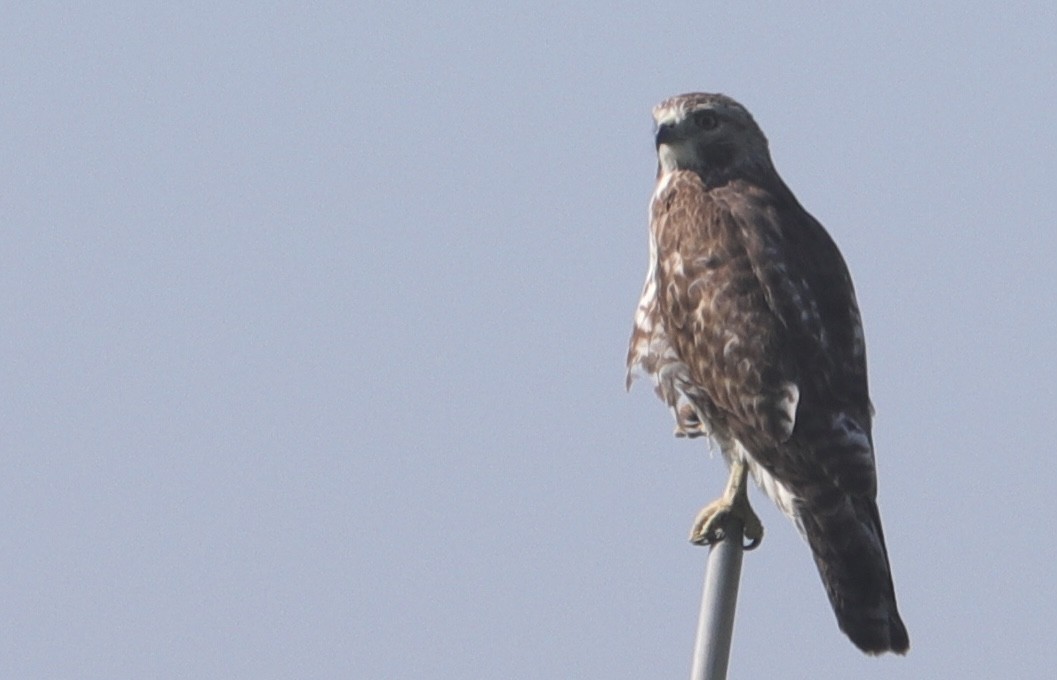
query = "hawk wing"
xmin=634 ymin=169 xmax=908 ymax=653
xmin=652 ymin=171 xmax=877 ymax=495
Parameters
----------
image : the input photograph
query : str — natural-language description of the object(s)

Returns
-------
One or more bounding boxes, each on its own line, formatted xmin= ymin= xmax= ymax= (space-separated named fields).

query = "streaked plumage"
xmin=627 ymin=92 xmax=908 ymax=655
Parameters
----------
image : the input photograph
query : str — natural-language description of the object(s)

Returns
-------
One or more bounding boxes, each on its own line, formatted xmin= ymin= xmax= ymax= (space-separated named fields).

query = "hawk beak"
xmin=655 ymin=123 xmax=678 ymax=148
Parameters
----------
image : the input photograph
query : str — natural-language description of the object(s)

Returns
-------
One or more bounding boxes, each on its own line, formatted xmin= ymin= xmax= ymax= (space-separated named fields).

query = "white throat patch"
xmin=657 ymin=144 xmax=680 ymax=174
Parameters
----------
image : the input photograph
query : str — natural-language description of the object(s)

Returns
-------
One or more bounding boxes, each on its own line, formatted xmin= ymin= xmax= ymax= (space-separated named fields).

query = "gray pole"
xmin=689 ymin=514 xmax=746 ymax=680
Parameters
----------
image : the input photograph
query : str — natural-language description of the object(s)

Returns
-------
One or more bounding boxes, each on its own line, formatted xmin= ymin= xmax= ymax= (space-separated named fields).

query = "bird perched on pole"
xmin=626 ymin=92 xmax=909 ymax=655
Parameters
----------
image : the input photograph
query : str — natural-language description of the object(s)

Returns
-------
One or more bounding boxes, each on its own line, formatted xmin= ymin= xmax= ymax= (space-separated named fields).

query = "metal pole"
xmin=689 ymin=514 xmax=745 ymax=680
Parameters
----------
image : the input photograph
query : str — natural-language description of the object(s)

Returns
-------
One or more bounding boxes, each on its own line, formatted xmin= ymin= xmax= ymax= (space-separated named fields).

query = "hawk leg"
xmin=689 ymin=459 xmax=763 ymax=550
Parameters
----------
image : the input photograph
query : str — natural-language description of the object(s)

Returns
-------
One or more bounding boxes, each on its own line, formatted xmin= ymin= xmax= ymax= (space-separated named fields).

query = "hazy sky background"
xmin=3 ymin=3 xmax=1055 ymax=679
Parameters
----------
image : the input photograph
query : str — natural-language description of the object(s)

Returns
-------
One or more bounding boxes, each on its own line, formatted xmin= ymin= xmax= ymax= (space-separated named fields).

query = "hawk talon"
xmin=688 ymin=459 xmax=764 ymax=551
xmin=688 ymin=502 xmax=764 ymax=550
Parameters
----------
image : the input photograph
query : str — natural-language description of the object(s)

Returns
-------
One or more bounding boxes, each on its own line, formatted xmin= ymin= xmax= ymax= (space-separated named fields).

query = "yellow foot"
xmin=689 ymin=494 xmax=764 ymax=550
xmin=689 ymin=458 xmax=764 ymax=550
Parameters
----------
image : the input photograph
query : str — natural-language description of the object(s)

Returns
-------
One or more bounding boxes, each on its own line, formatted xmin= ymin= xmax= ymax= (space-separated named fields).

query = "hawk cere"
xmin=626 ymin=93 xmax=908 ymax=654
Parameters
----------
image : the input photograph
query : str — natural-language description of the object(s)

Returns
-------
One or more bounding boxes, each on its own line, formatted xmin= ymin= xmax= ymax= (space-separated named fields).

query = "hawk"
xmin=626 ymin=92 xmax=909 ymax=655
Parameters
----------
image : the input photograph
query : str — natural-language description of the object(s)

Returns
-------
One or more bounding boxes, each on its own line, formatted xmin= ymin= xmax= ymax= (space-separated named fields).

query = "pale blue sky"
xmin=2 ymin=3 xmax=1055 ymax=678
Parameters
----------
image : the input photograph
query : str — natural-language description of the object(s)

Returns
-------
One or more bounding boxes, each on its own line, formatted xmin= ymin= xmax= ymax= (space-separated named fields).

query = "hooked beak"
xmin=655 ymin=123 xmax=678 ymax=148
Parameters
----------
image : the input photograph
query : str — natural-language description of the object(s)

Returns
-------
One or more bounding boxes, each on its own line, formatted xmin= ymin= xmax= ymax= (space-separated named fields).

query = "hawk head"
xmin=652 ymin=93 xmax=773 ymax=178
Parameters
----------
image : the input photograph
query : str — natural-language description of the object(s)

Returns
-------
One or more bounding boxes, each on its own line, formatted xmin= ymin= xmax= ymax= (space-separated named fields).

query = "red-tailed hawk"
xmin=627 ymin=92 xmax=909 ymax=655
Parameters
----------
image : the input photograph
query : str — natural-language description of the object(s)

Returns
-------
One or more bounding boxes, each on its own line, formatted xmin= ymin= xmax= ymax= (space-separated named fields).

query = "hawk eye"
xmin=693 ymin=111 xmax=719 ymax=130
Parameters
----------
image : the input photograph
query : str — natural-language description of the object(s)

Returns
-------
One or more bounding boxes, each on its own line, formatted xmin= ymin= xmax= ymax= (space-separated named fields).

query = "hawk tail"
xmin=798 ymin=493 xmax=909 ymax=655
